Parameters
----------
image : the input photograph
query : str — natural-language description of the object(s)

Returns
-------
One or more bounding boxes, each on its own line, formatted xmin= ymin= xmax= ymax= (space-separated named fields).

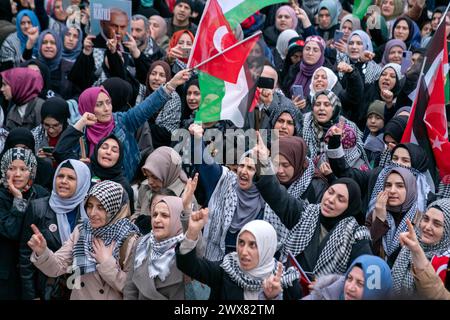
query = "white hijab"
xmin=276 ymin=29 xmax=299 ymax=60
xmin=238 ymin=220 xmax=277 ymax=300
xmin=309 ymin=66 xmax=339 ymax=99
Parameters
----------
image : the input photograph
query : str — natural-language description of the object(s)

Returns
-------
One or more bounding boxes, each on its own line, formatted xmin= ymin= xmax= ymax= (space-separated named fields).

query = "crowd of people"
xmin=0 ymin=0 xmax=450 ymax=301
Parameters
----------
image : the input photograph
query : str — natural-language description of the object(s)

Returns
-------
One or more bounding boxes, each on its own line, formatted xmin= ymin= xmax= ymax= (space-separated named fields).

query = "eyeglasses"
xmin=43 ymin=122 xmax=62 ymax=130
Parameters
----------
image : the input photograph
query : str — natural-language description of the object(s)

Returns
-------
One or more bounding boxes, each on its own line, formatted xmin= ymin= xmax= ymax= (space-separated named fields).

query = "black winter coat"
xmin=0 ymin=184 xmax=49 ymax=299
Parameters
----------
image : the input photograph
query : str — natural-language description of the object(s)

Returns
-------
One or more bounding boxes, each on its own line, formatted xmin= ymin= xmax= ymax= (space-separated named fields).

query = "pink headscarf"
xmin=275 ymin=5 xmax=298 ymax=30
xmin=0 ymin=67 xmax=43 ymax=105
xmin=78 ymin=87 xmax=115 ymax=156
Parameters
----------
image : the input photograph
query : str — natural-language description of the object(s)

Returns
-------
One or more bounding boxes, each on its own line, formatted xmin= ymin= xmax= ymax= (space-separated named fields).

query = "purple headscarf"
xmin=275 ymin=5 xmax=298 ymax=31
xmin=0 ymin=67 xmax=44 ymax=105
xmin=291 ymin=36 xmax=325 ymax=98
xmin=78 ymin=87 xmax=115 ymax=157
xmin=381 ymin=39 xmax=406 ymax=66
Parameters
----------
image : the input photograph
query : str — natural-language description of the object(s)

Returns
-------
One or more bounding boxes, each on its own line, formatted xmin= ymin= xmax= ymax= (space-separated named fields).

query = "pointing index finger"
xmin=31 ymin=224 xmax=42 ymax=236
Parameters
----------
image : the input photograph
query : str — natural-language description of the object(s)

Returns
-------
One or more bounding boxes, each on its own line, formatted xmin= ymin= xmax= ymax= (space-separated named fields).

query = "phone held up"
xmin=256 ymin=76 xmax=275 ymax=90
xmin=291 ymin=84 xmax=304 ymax=100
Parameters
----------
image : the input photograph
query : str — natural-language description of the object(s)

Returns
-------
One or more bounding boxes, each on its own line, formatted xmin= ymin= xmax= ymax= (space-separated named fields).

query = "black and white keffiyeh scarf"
xmin=366 ymin=164 xmax=421 ymax=257
xmin=272 ymin=203 xmax=370 ymax=276
xmin=72 ymin=218 xmax=140 ymax=275
xmin=392 ymin=199 xmax=450 ymax=296
xmin=220 ymin=253 xmax=300 ymax=291
xmin=303 ymin=113 xmax=367 ymax=166
xmin=133 ymin=231 xmax=185 ymax=281
xmin=263 ymin=157 xmax=315 ymax=249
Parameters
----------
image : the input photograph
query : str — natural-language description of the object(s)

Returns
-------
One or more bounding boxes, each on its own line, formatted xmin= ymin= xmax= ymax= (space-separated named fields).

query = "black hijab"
xmin=20 ymin=59 xmax=51 ymax=99
xmin=101 ymin=77 xmax=134 ymax=112
xmin=392 ymin=143 xmax=430 ymax=173
xmin=320 ymin=177 xmax=362 ymax=231
xmin=0 ymin=0 xmax=13 ymax=21
xmin=90 ymin=134 xmax=126 ymax=183
xmin=41 ymin=97 xmax=70 ymax=130
xmin=383 ymin=116 xmax=408 ymax=144
xmin=4 ymin=127 xmax=36 ymax=152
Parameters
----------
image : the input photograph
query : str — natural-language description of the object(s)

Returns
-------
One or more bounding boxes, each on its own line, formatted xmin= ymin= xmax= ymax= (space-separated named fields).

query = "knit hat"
xmin=287 ymin=36 xmax=305 ymax=57
xmin=367 ymin=100 xmax=385 ymax=119
xmin=175 ymin=0 xmax=193 ymax=10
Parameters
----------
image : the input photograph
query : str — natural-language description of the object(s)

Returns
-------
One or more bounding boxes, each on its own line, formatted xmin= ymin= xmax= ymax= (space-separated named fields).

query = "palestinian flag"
xmin=401 ymin=13 xmax=450 ymax=183
xmin=195 ymin=56 xmax=264 ymax=128
xmin=218 ymin=0 xmax=289 ymax=25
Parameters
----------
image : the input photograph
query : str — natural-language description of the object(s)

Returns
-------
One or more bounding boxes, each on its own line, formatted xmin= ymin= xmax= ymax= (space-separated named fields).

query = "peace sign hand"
xmin=263 ymin=262 xmax=283 ymax=299
xmin=28 ymin=224 xmax=47 ymax=256
xmin=399 ymin=219 xmax=420 ymax=253
xmin=182 ymin=173 xmax=199 ymax=212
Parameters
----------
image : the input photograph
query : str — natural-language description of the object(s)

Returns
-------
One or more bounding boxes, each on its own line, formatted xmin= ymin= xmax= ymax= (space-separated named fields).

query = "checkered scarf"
xmin=279 ymin=203 xmax=370 ymax=276
xmin=392 ymin=199 xmax=450 ymax=296
xmin=303 ymin=113 xmax=367 ymax=167
xmin=72 ymin=218 xmax=140 ymax=275
xmin=263 ymin=157 xmax=315 ymax=250
xmin=0 ymin=147 xmax=37 ymax=192
xmin=366 ymin=165 xmax=420 ymax=257
xmin=203 ymin=168 xmax=239 ymax=262
xmin=220 ymin=253 xmax=300 ymax=291
xmin=87 ymin=181 xmax=124 ymax=221
xmin=134 ymin=232 xmax=185 ymax=281
xmin=336 ymin=53 xmax=382 ymax=85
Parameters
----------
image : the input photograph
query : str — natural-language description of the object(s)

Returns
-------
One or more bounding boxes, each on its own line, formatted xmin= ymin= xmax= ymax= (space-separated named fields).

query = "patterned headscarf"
xmin=72 ymin=180 xmax=140 ymax=275
xmin=392 ymin=199 xmax=450 ymax=296
xmin=0 ymin=147 xmax=37 ymax=193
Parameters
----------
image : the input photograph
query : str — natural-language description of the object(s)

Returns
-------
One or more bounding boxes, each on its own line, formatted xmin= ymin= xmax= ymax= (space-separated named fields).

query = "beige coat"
xmin=31 ymin=226 xmax=138 ymax=300
xmin=412 ymin=263 xmax=450 ymax=300
xmin=123 ymin=237 xmax=185 ymax=300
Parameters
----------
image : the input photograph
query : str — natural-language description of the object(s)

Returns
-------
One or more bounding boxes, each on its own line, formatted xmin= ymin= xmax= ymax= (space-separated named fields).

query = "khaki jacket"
xmin=31 ymin=226 xmax=138 ymax=300
xmin=412 ymin=263 xmax=450 ymax=300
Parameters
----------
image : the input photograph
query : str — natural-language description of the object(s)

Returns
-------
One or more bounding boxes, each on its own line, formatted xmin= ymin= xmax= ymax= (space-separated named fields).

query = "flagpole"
xmin=191 ymin=31 xmax=262 ymax=71
xmin=439 ymin=2 xmax=450 ymax=27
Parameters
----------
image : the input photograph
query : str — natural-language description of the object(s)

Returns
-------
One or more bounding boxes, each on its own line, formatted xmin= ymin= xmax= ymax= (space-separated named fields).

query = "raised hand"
xmin=106 ymin=37 xmax=118 ymax=54
xmin=83 ymin=35 xmax=95 ymax=55
xmin=380 ymin=89 xmax=394 ymax=105
xmin=374 ymin=190 xmax=388 ymax=222
xmin=182 ymin=173 xmax=199 ymax=212
xmin=399 ymin=219 xmax=419 ymax=250
xmin=7 ymin=174 xmax=23 ymax=199
xmin=337 ymin=62 xmax=353 ymax=74
xmin=123 ymin=32 xmax=140 ymax=58
xmin=25 ymin=27 xmax=39 ymax=49
xmin=319 ymin=162 xmax=333 ymax=176
xmin=259 ymin=88 xmax=274 ymax=106
xmin=333 ymin=39 xmax=347 ymax=54
xmin=292 ymin=96 xmax=306 ymax=110
xmin=360 ymin=50 xmax=375 ymax=62
xmin=168 ymin=69 xmax=192 ymax=89
xmin=167 ymin=45 xmax=184 ymax=64
xmin=263 ymin=262 xmax=283 ymax=299
xmin=81 ymin=112 xmax=98 ymax=127
xmin=92 ymin=238 xmax=115 ymax=264
xmin=188 ymin=123 xmax=204 ymax=138
xmin=252 ymin=130 xmax=270 ymax=163
xmin=186 ymin=208 xmax=209 ymax=241
xmin=28 ymin=224 xmax=47 ymax=256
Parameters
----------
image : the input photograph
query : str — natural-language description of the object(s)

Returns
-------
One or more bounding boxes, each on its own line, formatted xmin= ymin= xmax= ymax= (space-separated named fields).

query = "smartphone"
xmin=291 ymin=84 xmax=304 ymax=100
xmin=42 ymin=146 xmax=55 ymax=153
xmin=182 ymin=47 xmax=191 ymax=58
xmin=333 ymin=30 xmax=344 ymax=43
xmin=256 ymin=77 xmax=275 ymax=89
xmin=401 ymin=50 xmax=412 ymax=74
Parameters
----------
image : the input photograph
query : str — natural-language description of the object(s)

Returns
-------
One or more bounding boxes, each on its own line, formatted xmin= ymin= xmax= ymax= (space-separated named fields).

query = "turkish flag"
xmin=187 ymin=0 xmax=259 ymax=84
